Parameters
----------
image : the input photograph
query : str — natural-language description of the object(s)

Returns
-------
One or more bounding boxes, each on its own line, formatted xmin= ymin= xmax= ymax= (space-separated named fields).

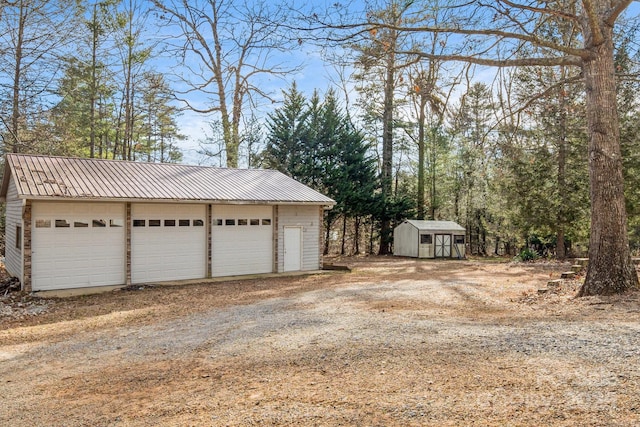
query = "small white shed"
xmin=393 ymin=220 xmax=466 ymax=259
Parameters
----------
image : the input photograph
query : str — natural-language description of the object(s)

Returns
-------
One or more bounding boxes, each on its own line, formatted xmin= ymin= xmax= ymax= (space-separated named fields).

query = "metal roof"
xmin=403 ymin=220 xmax=465 ymax=232
xmin=0 ymin=154 xmax=335 ymax=205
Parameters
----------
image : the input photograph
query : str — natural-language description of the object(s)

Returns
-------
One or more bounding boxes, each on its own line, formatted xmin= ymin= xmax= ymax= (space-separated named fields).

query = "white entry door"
xmin=283 ymin=227 xmax=302 ymax=272
xmin=435 ymin=234 xmax=451 ymax=258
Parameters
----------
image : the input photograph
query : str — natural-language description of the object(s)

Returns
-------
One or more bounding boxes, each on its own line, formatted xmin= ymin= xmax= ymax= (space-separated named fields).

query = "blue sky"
xmin=156 ymin=1 xmax=640 ymax=166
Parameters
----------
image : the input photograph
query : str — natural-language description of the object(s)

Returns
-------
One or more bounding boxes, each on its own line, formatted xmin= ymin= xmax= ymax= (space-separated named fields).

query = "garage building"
xmin=1 ymin=154 xmax=335 ymax=292
xmin=393 ymin=220 xmax=466 ymax=259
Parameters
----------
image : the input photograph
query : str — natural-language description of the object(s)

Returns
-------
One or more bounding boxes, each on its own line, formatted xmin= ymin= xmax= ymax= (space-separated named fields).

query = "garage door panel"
xmin=131 ymin=204 xmax=206 ymax=284
xmin=32 ymin=202 xmax=126 ymax=291
xmin=212 ymin=205 xmax=273 ymax=277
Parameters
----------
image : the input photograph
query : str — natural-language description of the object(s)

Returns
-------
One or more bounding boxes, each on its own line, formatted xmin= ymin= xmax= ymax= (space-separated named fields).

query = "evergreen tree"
xmin=263 ymin=83 xmax=310 ymax=180
xmin=616 ymin=36 xmax=640 ymax=253
xmin=450 ymin=82 xmax=496 ymax=255
xmin=139 ymin=72 xmax=184 ymax=163
xmin=51 ymin=56 xmax=117 ymax=157
xmin=262 ymin=85 xmax=378 ymax=254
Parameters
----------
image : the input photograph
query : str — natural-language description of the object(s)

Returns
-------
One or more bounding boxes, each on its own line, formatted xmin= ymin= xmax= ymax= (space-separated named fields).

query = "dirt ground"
xmin=1 ymin=257 xmax=639 ymax=426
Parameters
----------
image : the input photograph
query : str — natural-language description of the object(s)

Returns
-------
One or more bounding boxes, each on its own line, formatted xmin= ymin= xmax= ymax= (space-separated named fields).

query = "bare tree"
xmin=112 ymin=0 xmax=153 ymax=161
xmin=84 ymin=0 xmax=121 ymax=158
xmin=0 ymin=0 xmax=80 ymax=153
xmin=151 ymin=0 xmax=301 ymax=168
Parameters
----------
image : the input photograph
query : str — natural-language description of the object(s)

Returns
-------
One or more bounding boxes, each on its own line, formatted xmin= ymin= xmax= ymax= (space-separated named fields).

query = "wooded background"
xmin=1 ymin=0 xmax=639 ymax=271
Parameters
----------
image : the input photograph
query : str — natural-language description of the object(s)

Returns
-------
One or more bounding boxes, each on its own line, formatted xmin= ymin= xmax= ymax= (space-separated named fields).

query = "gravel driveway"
xmin=1 ymin=258 xmax=639 ymax=426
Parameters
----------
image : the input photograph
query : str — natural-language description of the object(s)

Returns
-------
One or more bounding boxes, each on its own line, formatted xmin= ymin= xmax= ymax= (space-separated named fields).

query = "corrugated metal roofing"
xmin=404 ymin=220 xmax=465 ymax=231
xmin=1 ymin=154 xmax=335 ymax=205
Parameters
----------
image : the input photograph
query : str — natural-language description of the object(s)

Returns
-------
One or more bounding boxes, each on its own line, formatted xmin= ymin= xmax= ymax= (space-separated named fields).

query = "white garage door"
xmin=212 ymin=205 xmax=273 ymax=277
xmin=31 ymin=202 xmax=125 ymax=291
xmin=131 ymin=204 xmax=206 ymax=284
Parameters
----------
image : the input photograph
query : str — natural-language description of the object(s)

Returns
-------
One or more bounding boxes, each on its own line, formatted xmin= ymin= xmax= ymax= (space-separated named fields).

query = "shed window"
xmin=16 ymin=225 xmax=21 ymax=249
xmin=149 ymin=219 xmax=161 ymax=227
xmin=238 ymin=219 xmax=248 ymax=226
xmin=420 ymin=234 xmax=432 ymax=244
xmin=262 ymin=219 xmax=271 ymax=226
xmin=110 ymin=219 xmax=123 ymax=227
xmin=35 ymin=219 xmax=51 ymax=228
xmin=55 ymin=219 xmax=70 ymax=228
xmin=164 ymin=219 xmax=176 ymax=227
xmin=74 ymin=220 xmax=89 ymax=228
xmin=454 ymin=235 xmax=465 ymax=244
xmin=225 ymin=219 xmax=235 ymax=226
xmin=179 ymin=219 xmax=190 ymax=226
xmin=133 ymin=219 xmax=146 ymax=227
xmin=93 ymin=219 xmax=107 ymax=227
xmin=193 ymin=219 xmax=204 ymax=226
xmin=250 ymin=219 xmax=259 ymax=226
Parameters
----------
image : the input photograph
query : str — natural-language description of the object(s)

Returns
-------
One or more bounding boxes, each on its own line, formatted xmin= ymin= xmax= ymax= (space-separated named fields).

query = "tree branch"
xmin=400 ymin=50 xmax=583 ymax=68
xmin=605 ymin=0 xmax=634 ymax=27
xmin=581 ymin=0 xmax=605 ymax=45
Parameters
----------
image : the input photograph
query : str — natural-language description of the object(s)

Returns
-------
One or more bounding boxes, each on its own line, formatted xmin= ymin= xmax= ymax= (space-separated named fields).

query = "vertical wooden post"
xmin=207 ymin=204 xmax=212 ymax=278
xmin=125 ymin=202 xmax=131 ymax=285
xmin=273 ymin=205 xmax=278 ymax=273
xmin=22 ymin=200 xmax=32 ymax=292
xmin=318 ymin=206 xmax=324 ymax=270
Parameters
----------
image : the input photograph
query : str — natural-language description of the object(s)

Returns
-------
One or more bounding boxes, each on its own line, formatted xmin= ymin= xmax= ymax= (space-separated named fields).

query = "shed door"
xmin=212 ymin=205 xmax=273 ymax=277
xmin=131 ymin=204 xmax=206 ymax=284
xmin=418 ymin=233 xmax=433 ymax=258
xmin=435 ymin=234 xmax=451 ymax=258
xmin=31 ymin=202 xmax=125 ymax=291
xmin=283 ymin=227 xmax=302 ymax=272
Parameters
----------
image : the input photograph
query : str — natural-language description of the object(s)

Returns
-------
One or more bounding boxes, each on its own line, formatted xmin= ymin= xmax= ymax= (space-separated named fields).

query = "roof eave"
xmin=19 ymin=195 xmax=335 ymax=206
xmin=0 ymin=161 xmax=12 ymax=200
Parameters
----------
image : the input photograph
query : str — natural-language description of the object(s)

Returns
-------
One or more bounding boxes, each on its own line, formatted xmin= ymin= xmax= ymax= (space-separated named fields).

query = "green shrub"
xmin=515 ymin=248 xmax=539 ymax=262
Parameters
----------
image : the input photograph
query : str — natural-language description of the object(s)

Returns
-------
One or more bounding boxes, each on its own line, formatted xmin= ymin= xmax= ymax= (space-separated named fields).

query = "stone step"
xmin=574 ymin=258 xmax=589 ymax=267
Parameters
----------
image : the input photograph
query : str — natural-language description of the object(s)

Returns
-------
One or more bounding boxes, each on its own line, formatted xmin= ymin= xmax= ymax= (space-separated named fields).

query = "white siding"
xmin=393 ymin=222 xmax=418 ymax=258
xmin=4 ymin=176 xmax=23 ymax=282
xmin=277 ymin=205 xmax=321 ymax=272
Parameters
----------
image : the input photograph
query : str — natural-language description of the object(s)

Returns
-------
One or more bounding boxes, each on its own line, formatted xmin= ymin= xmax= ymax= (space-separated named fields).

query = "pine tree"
xmin=450 ymin=82 xmax=496 ymax=255
xmin=262 ymin=84 xmax=378 ymax=254
xmin=263 ymin=83 xmax=310 ymax=181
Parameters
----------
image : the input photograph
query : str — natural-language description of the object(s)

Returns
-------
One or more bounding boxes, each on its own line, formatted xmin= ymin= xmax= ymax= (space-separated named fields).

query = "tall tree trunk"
xmin=324 ymin=213 xmax=335 ymax=256
xmin=10 ymin=1 xmax=26 ymax=153
xmin=429 ymin=127 xmax=438 ymax=219
xmin=417 ymin=97 xmax=426 ymax=219
xmin=579 ymin=24 xmax=638 ymax=296
xmin=369 ymin=218 xmax=375 ymax=255
xmin=556 ymin=71 xmax=568 ymax=259
xmin=354 ymin=215 xmax=361 ymax=255
xmin=378 ymin=46 xmax=395 ymax=255
xmin=341 ymin=215 xmax=347 ymax=255
xmin=89 ymin=3 xmax=98 ymax=158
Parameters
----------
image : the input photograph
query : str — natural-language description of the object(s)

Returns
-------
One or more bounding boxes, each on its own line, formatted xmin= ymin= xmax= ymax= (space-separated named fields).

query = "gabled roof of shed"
xmin=403 ymin=220 xmax=465 ymax=232
xmin=0 ymin=154 xmax=335 ymax=205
